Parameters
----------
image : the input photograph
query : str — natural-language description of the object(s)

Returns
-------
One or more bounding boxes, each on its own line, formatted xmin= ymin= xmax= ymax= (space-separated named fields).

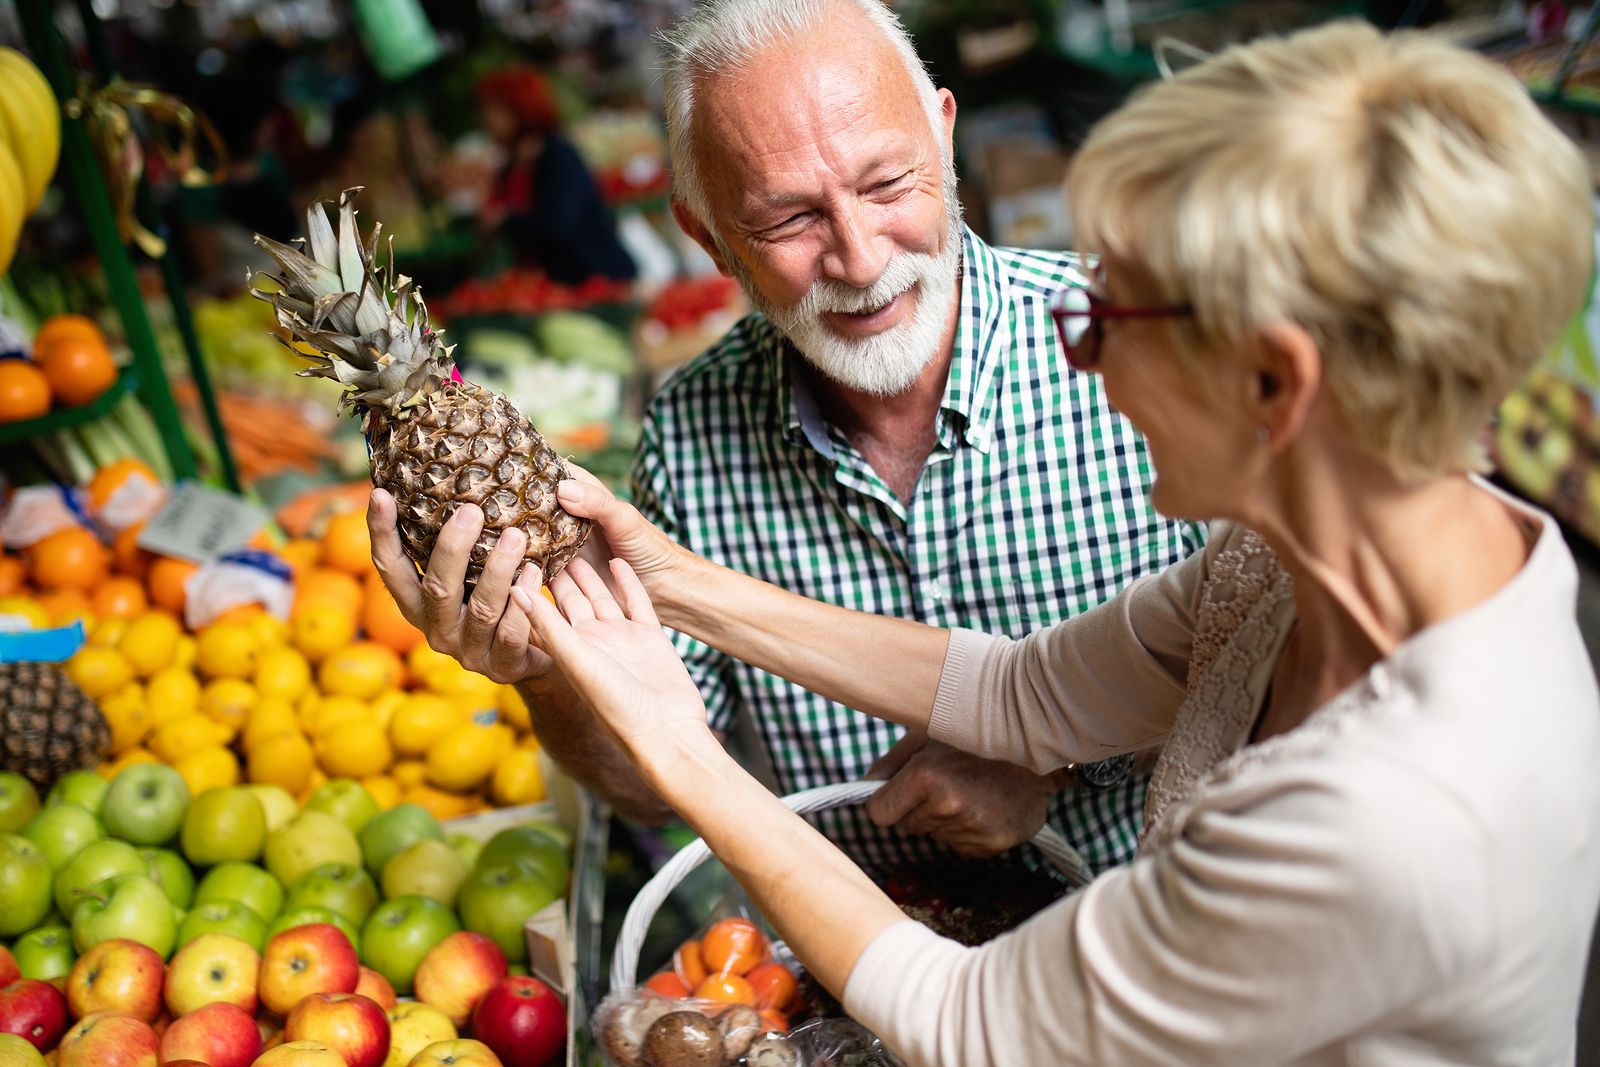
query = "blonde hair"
xmin=1068 ymin=20 xmax=1594 ymax=479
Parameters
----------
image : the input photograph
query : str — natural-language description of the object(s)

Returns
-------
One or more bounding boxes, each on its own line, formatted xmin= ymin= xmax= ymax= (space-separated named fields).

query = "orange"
xmin=112 ymin=523 xmax=154 ymax=579
xmin=34 ymin=313 xmax=105 ymax=350
xmin=361 ymin=575 xmax=423 ymax=654
xmin=278 ymin=538 xmax=321 ymax=574
xmin=644 ymin=973 xmax=690 ymax=998
xmin=693 ymin=974 xmax=756 ymax=1006
xmin=0 ymin=361 xmax=50 ymax=423
xmin=28 ymin=527 xmax=109 ymax=591
xmin=212 ymin=604 xmax=265 ymax=628
xmin=35 ymin=334 xmax=117 ymax=407
xmin=744 ymin=963 xmax=797 ymax=1012
xmin=87 ymin=458 xmax=158 ymax=512
xmin=360 ymin=774 xmax=402 ymax=810
xmin=320 ymin=509 xmax=372 ymax=576
xmin=674 ymin=941 xmax=708 ymax=990
xmin=294 ymin=567 xmax=364 ymax=617
xmin=758 ymin=1010 xmax=789 ymax=1034
xmin=700 ymin=919 xmax=767 ymax=977
xmin=0 ymin=555 xmax=25 ymax=595
xmin=36 ymin=587 xmax=91 ymax=624
xmin=401 ymin=782 xmax=477 ymax=820
xmin=91 ymin=576 xmax=148 ymax=619
xmin=147 ymin=557 xmax=199 ymax=614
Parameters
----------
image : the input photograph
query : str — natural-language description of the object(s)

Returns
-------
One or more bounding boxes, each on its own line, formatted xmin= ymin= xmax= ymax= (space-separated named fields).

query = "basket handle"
xmin=609 ymin=779 xmax=1094 ymax=992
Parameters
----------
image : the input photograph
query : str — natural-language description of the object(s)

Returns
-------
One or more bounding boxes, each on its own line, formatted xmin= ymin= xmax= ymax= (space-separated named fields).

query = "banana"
xmin=0 ymin=48 xmax=59 ymax=213
xmin=0 ymin=137 xmax=23 ymax=275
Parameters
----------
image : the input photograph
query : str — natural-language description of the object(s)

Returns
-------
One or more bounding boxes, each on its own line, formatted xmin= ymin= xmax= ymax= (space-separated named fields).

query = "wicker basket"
xmin=608 ymin=779 xmax=1093 ymax=993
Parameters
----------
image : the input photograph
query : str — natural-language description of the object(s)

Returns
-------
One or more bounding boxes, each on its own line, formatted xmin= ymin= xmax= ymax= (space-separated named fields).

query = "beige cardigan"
xmin=843 ymin=498 xmax=1600 ymax=1066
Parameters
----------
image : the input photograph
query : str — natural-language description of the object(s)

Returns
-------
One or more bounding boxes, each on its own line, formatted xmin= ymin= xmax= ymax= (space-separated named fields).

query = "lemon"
xmin=175 ymin=745 xmax=240 ymax=795
xmin=248 ymin=730 xmax=315 ymax=794
xmin=406 ymin=643 xmax=458 ymax=688
xmin=149 ymin=713 xmax=231 ymax=763
xmin=292 ymin=602 xmax=357 ymax=663
xmin=248 ymin=612 xmax=290 ymax=648
xmin=100 ymin=682 xmax=150 ymax=755
xmin=491 ymin=747 xmax=546 ymax=807
xmin=403 ymin=782 xmax=478 ymax=820
xmin=119 ymin=611 xmax=182 ymax=677
xmin=145 ymin=666 xmax=201 ymax=720
xmin=297 ymin=766 xmax=330 ymax=805
xmin=0 ymin=596 xmax=49 ymax=630
xmin=497 ymin=685 xmax=532 ymax=731
xmin=360 ymin=774 xmax=402 ymax=810
xmin=89 ymin=617 xmax=129 ymax=648
xmin=201 ymin=677 xmax=259 ymax=732
xmin=391 ymin=760 xmax=427 ymax=788
xmin=369 ymin=689 xmax=405 ymax=730
xmin=303 ymin=695 xmax=368 ymax=737
xmin=316 ymin=719 xmax=392 ymax=779
xmin=255 ymin=646 xmax=311 ymax=703
xmin=318 ymin=644 xmax=399 ymax=700
xmin=196 ymin=621 xmax=261 ymax=679
xmin=242 ymin=697 xmax=301 ymax=753
xmin=172 ymin=635 xmax=197 ymax=670
xmin=425 ymin=715 xmax=505 ymax=792
xmin=67 ymin=646 xmax=135 ymax=698
xmin=100 ymin=747 xmax=160 ymax=779
xmin=388 ymin=694 xmax=461 ymax=757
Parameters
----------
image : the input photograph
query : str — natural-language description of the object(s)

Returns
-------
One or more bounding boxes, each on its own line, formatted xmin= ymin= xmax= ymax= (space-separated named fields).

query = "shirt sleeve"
xmin=842 ymin=753 xmax=1490 ymax=1067
xmin=926 ymin=523 xmax=1249 ymax=772
xmin=629 ymin=415 xmax=741 ymax=734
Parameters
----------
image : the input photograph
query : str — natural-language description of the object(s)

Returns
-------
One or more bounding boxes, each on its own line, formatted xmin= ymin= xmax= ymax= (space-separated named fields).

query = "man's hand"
xmin=864 ymin=733 xmax=1062 ymax=858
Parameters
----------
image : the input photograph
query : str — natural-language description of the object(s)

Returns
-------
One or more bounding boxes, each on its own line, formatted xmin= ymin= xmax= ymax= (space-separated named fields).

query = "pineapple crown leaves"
xmin=247 ymin=187 xmax=455 ymax=418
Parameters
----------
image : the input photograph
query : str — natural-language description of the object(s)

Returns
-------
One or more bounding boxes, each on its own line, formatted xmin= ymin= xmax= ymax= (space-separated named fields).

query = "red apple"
xmin=0 ymin=946 xmax=18 ymax=987
xmin=0 ymin=978 xmax=68 ymax=1052
xmin=353 ymin=967 xmax=396 ymax=1011
xmin=250 ymin=1040 xmax=348 ymax=1067
xmin=469 ymin=977 xmax=564 ymax=1067
xmin=158 ymin=1001 xmax=261 ymax=1067
xmin=151 ymin=1008 xmax=173 ymax=1036
xmin=164 ymin=933 xmax=260 ymax=1016
xmin=57 ymin=1011 xmax=159 ymax=1067
xmin=413 ymin=932 xmax=506 ymax=1027
xmin=162 ymin=1061 xmax=209 ymax=1067
xmin=66 ymin=939 xmax=165 ymax=1023
xmin=258 ymin=924 xmax=358 ymax=1017
xmin=408 ymin=1039 xmax=503 ymax=1067
xmin=284 ymin=993 xmax=389 ymax=1067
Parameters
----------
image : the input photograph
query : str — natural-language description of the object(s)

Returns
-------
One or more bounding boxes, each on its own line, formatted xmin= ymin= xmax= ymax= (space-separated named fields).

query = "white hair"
xmin=658 ymin=0 xmax=944 ymax=227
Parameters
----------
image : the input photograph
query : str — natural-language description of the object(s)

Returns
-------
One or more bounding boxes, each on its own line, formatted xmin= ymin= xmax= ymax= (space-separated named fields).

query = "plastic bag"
xmin=183 ymin=549 xmax=293 ymax=629
xmin=92 ymin=467 xmax=167 ymax=536
xmin=1 ymin=485 xmax=91 ymax=549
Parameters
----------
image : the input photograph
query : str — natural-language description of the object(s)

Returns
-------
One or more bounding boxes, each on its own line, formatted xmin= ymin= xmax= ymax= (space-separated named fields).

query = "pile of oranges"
xmin=0 ymin=313 xmax=120 ymax=423
xmin=640 ymin=918 xmax=799 ymax=1033
xmin=1 ymin=465 xmax=550 ymax=819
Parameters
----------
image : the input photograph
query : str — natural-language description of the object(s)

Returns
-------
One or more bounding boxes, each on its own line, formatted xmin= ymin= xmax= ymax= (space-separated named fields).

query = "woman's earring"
xmin=1255 ymin=425 xmax=1270 ymax=445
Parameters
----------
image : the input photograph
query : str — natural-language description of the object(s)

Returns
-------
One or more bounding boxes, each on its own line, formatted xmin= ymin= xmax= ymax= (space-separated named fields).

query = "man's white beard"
xmin=720 ymin=172 xmax=964 ymax=397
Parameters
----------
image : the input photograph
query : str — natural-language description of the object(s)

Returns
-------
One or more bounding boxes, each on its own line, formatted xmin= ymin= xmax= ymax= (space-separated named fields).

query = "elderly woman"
xmin=512 ymin=21 xmax=1598 ymax=1066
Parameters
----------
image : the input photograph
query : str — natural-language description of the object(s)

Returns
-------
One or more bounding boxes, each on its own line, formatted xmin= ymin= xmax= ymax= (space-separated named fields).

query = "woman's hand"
xmin=556 ymin=471 xmax=690 ymax=608
xmin=511 ymin=556 xmax=711 ymax=769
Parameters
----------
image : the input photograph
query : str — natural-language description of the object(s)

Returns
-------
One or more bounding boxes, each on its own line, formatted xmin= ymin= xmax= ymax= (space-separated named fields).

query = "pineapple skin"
xmin=0 ymin=662 xmax=111 ymax=794
xmin=368 ymin=377 xmax=591 ymax=586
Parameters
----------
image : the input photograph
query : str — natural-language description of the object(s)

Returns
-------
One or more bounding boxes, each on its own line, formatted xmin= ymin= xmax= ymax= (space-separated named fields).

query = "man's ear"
xmin=670 ymin=198 xmax=733 ymax=278
xmin=1251 ymin=322 xmax=1322 ymax=449
xmin=937 ymin=88 xmax=957 ymax=163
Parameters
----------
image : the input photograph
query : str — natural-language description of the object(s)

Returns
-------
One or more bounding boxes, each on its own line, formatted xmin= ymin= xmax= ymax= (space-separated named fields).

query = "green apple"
xmin=0 ymin=834 xmax=53 ymax=936
xmin=267 ymin=905 xmax=361 ymax=956
xmin=382 ymin=839 xmax=467 ymax=908
xmin=194 ymin=861 xmax=283 ymax=922
xmin=71 ymin=872 xmax=177 ymax=957
xmin=53 ymin=838 xmax=143 ymax=917
xmin=285 ymin=863 xmax=378 ymax=928
xmin=475 ymin=826 xmax=568 ymax=890
xmin=304 ymin=778 xmax=381 ymax=835
xmin=45 ymin=771 xmax=108 ymax=816
xmin=138 ymin=846 xmax=194 ymax=909
xmin=11 ymin=922 xmax=75 ymax=980
xmin=21 ymin=803 xmax=103 ymax=870
xmin=358 ymin=803 xmax=442 ymax=879
xmin=181 ymin=787 xmax=266 ymax=866
xmin=458 ymin=862 xmax=557 ymax=964
xmin=265 ymin=810 xmax=361 ymax=888
xmin=360 ymin=894 xmax=459 ymax=995
xmin=0 ymin=1031 xmax=47 ymax=1066
xmin=0 ymin=772 xmax=40 ymax=833
xmin=446 ymin=832 xmax=483 ymax=871
xmin=245 ymin=784 xmax=298 ymax=832
xmin=176 ymin=899 xmax=268 ymax=951
xmin=101 ymin=764 xmax=190 ymax=845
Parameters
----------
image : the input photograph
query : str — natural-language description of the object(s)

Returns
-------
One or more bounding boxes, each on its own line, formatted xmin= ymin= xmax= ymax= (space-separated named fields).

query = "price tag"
xmin=137 ymin=483 xmax=266 ymax=563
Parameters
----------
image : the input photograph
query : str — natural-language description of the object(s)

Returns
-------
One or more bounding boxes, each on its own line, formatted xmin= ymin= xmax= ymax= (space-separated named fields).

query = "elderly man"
xmin=370 ymin=0 xmax=1199 ymax=875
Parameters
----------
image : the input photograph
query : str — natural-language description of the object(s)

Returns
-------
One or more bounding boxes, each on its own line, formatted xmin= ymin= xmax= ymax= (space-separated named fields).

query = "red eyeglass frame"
xmin=1050 ymin=285 xmax=1193 ymax=371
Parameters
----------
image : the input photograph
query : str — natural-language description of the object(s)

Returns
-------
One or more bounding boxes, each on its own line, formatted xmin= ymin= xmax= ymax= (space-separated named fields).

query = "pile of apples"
xmin=0 ymin=765 xmax=569 ymax=1067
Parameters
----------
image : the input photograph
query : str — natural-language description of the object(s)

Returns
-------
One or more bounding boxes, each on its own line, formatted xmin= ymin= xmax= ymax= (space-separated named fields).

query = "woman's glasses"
xmin=1050 ymin=281 xmax=1193 ymax=371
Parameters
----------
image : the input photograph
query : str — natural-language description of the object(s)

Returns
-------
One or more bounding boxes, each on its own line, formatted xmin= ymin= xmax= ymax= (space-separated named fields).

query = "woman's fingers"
xmin=611 ymin=559 xmax=660 ymax=627
xmin=513 ymin=586 xmax=585 ymax=664
xmin=548 ymin=570 xmax=597 ymax=627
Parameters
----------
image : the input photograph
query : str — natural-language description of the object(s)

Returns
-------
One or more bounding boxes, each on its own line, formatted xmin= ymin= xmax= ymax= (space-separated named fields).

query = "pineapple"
xmin=249 ymin=188 xmax=589 ymax=586
xmin=0 ymin=662 xmax=111 ymax=793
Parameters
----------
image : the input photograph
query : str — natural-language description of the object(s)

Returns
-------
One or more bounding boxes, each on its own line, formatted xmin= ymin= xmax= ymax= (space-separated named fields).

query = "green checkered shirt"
xmin=631 ymin=229 xmax=1203 ymax=873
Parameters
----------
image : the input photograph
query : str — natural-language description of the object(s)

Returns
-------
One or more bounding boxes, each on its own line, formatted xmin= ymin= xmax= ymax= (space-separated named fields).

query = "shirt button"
xmin=924 ymin=579 xmax=946 ymax=601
